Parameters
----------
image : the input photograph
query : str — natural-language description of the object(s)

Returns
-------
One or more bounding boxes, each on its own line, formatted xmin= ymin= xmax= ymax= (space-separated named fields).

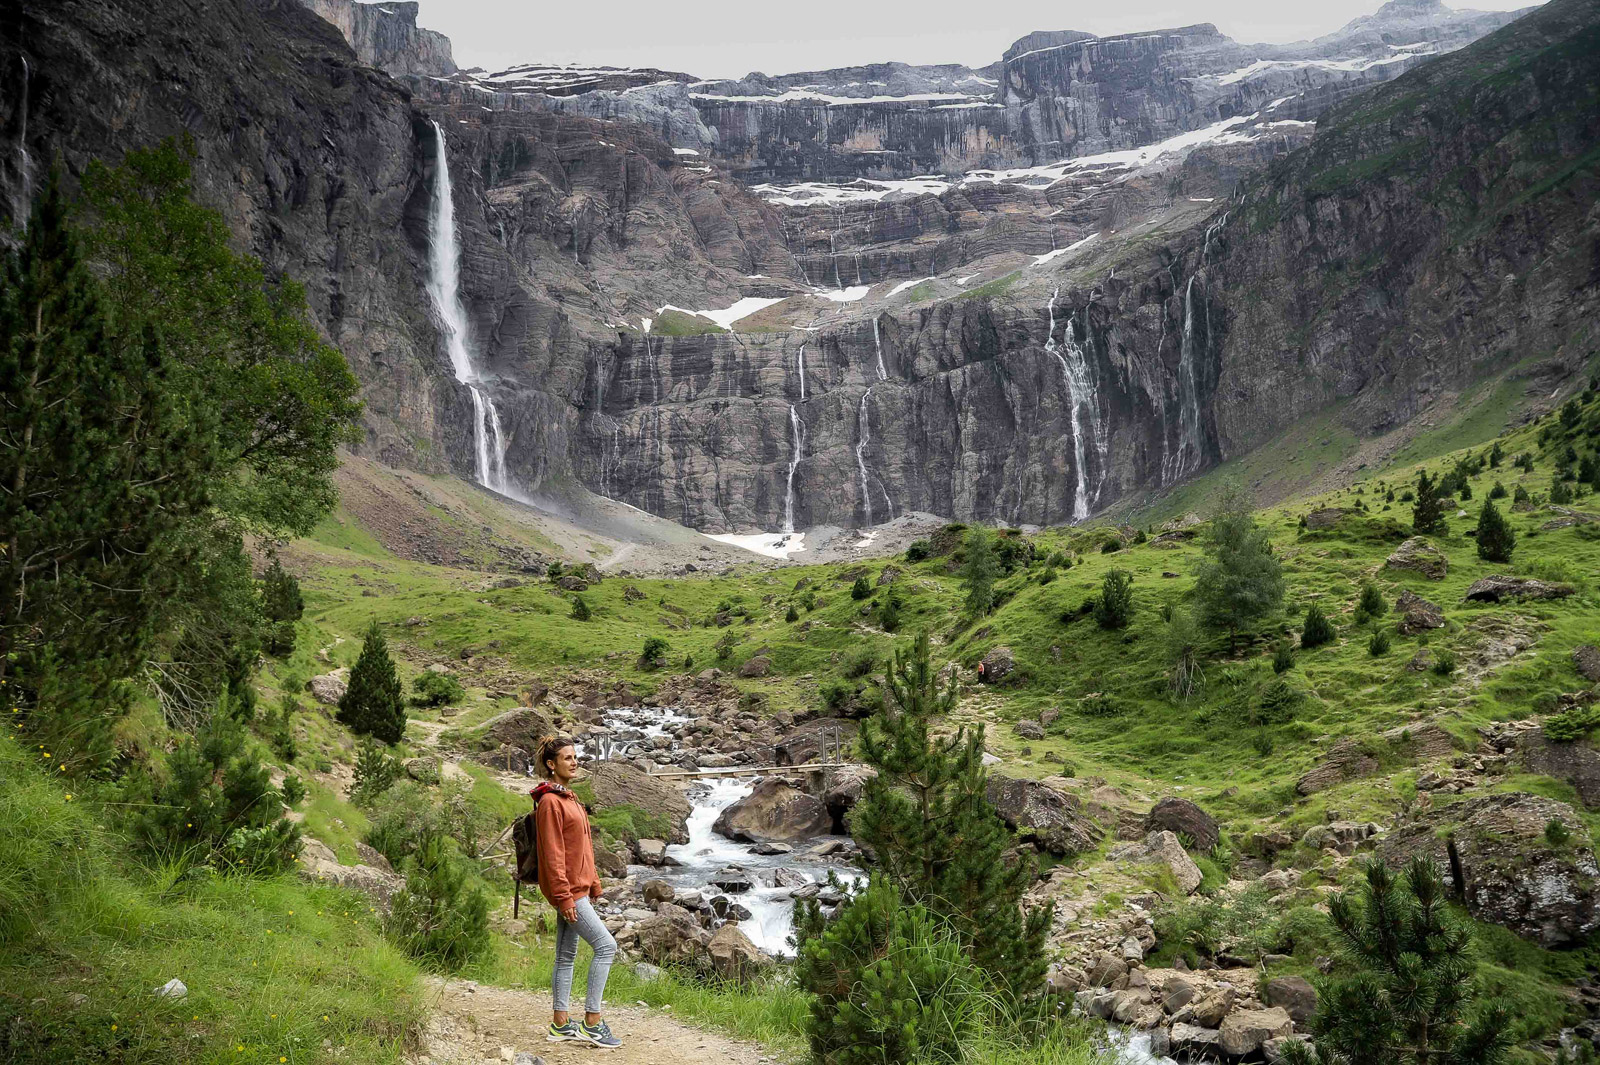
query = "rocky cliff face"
xmin=297 ymin=0 xmax=455 ymax=77
xmin=5 ymin=0 xmax=1595 ymax=536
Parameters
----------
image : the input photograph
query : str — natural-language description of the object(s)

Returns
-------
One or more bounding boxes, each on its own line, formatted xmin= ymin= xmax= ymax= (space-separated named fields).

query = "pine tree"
xmin=851 ymin=576 xmax=872 ymax=600
xmin=387 ymin=831 xmax=490 ymax=971
xmin=259 ymin=557 xmax=304 ymax=656
xmin=848 ymin=632 xmax=1052 ymax=999
xmin=1551 ymin=475 xmax=1574 ymax=505
xmin=786 ymin=604 xmax=800 ymax=623
xmin=570 ymin=595 xmax=591 ymax=620
xmin=1412 ymin=471 xmax=1446 ymax=535
xmin=0 ymin=173 xmax=219 ymax=766
xmin=1095 ymin=568 xmax=1134 ymax=630
xmin=1280 ymin=859 xmax=1509 ymax=1065
xmin=1357 ymin=581 xmax=1387 ymax=619
xmin=1475 ymin=500 xmax=1515 ymax=563
xmin=1489 ymin=441 xmax=1504 ymax=468
xmin=1192 ymin=484 xmax=1285 ymax=647
xmin=338 ymin=621 xmax=406 ymax=744
xmin=960 ymin=526 xmax=998 ymax=617
xmin=1301 ymin=603 xmax=1336 ymax=649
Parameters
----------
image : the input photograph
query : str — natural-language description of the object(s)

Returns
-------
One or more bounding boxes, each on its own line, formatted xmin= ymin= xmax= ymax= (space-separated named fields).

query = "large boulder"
xmin=980 ymin=646 xmax=1016 ymax=683
xmin=476 ymin=744 xmax=530 ymax=774
xmin=479 ymin=706 xmax=556 ymax=754
xmin=1298 ymin=720 xmax=1457 ymax=794
xmin=1220 ymin=1007 xmax=1294 ymax=1057
xmin=1109 ymin=830 xmax=1203 ymax=894
xmin=586 ymin=761 xmax=692 ymax=844
xmin=985 ymin=775 xmax=1104 ymax=856
xmin=820 ymin=764 xmax=876 ymax=829
xmin=307 ymin=671 xmax=347 ymax=706
xmin=1385 ymin=537 xmax=1448 ymax=579
xmin=1304 ymin=507 xmax=1347 ymax=530
xmin=1464 ymin=575 xmax=1575 ymax=603
xmin=1518 ymin=731 xmax=1600 ymax=809
xmin=707 ymin=924 xmax=771 ymax=983
xmin=1144 ymin=797 xmax=1220 ymax=854
xmin=296 ymin=837 xmax=405 ymax=911
xmin=635 ymin=908 xmax=709 ymax=968
xmin=1575 ymin=645 xmax=1600 ymax=683
xmin=713 ymin=777 xmax=831 ymax=842
xmin=738 ymin=656 xmax=772 ymax=678
xmin=1395 ymin=589 xmax=1445 ymax=635
xmin=1265 ymin=976 xmax=1319 ymax=1024
xmin=1379 ymin=792 xmax=1600 ymax=947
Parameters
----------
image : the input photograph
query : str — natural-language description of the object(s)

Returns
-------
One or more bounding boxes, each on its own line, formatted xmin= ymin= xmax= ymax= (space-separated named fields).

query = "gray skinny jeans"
xmin=552 ymin=896 xmax=617 ymax=1014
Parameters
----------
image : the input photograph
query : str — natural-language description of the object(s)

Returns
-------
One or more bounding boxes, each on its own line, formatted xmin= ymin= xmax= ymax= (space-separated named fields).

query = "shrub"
xmin=905 ymin=540 xmax=931 ymax=562
xmin=1047 ymin=551 xmax=1070 ymax=568
xmin=1514 ymin=484 xmax=1531 ymax=505
xmin=842 ymin=649 xmax=878 ymax=679
xmin=1167 ymin=608 xmax=1204 ymax=701
xmin=1101 ymin=538 xmax=1123 ymax=554
xmin=386 ymin=831 xmax=490 ymax=971
xmin=714 ymin=633 xmax=738 ymax=660
xmin=639 ymin=636 xmax=670 ymax=670
xmin=1544 ymin=706 xmax=1600 ymax=743
xmin=337 ymin=620 xmax=406 ymax=744
xmin=786 ymin=604 xmax=800 ymax=623
xmin=1038 ymin=565 xmax=1057 ymax=585
xmin=411 ymin=670 xmax=465 ymax=708
xmin=850 ymin=576 xmax=873 ymax=600
xmin=1431 ymin=649 xmax=1458 ymax=677
xmin=1552 ymin=476 xmax=1574 ymax=505
xmin=268 ymin=693 xmax=299 ymax=762
xmin=1300 ymin=603 xmax=1336 ymax=649
xmin=350 ymin=738 xmax=402 ymax=807
xmin=1368 ymin=630 xmax=1391 ymax=656
xmin=879 ymin=590 xmax=903 ymax=633
xmin=796 ymin=877 xmax=986 ymax=1065
xmin=1546 ymin=818 xmax=1574 ymax=847
xmin=1095 ymin=568 xmax=1134 ymax=630
xmin=280 ymin=773 xmax=306 ymax=808
xmin=1272 ymin=641 xmax=1296 ymax=674
xmin=131 ymin=702 xmax=300 ymax=873
xmin=1357 ymin=582 xmax=1387 ymax=618
xmin=1489 ymin=481 xmax=1508 ymax=499
xmin=1255 ymin=679 xmax=1302 ymax=725
xmin=545 ymin=560 xmax=564 ymax=580
xmin=570 ymin=595 xmax=591 ymax=621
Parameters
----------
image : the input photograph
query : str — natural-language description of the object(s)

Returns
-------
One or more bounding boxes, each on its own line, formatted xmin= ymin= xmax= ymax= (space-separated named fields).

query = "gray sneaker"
xmin=547 ymin=1020 xmax=582 ymax=1042
xmin=579 ymin=1020 xmax=621 ymax=1049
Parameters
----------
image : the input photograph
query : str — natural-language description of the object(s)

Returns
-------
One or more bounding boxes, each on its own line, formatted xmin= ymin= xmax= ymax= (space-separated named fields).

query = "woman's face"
xmin=548 ymin=744 xmax=578 ymax=782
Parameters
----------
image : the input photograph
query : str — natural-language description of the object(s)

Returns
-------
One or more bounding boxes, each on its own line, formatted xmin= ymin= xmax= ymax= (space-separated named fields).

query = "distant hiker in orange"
xmin=977 ymin=659 xmax=987 ymax=683
xmin=531 ymin=736 xmax=620 ymax=1050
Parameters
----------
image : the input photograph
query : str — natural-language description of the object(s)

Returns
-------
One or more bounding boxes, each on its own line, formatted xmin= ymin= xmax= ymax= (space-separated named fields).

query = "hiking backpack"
xmin=510 ymin=801 xmax=541 ymax=918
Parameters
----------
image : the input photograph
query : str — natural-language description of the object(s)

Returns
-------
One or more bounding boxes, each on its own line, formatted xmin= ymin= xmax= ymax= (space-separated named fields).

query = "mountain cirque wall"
xmin=297 ymin=0 xmax=456 ymax=78
xmin=5 ymin=0 xmax=1597 ymax=535
xmin=1211 ymin=0 xmax=1600 ymax=457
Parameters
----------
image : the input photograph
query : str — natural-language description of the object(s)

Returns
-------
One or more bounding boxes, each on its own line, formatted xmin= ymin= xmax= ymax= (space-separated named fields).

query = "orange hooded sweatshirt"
xmin=531 ymin=782 xmax=602 ymax=909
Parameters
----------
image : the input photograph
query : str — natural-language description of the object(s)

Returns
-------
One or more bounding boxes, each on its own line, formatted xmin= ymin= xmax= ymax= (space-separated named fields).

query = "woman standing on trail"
xmin=532 ymin=736 xmax=621 ymax=1050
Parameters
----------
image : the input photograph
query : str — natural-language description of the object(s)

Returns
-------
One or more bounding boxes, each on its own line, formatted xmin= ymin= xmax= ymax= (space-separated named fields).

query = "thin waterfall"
xmin=797 ymin=343 xmax=807 ymax=401
xmin=1063 ymin=313 xmax=1108 ymax=509
xmin=15 ymin=57 xmax=30 ymax=227
xmin=783 ymin=405 xmax=805 ymax=533
xmin=1170 ymin=275 xmax=1204 ymax=483
xmin=871 ymin=318 xmax=887 ymax=381
xmin=426 ymin=120 xmax=510 ymax=495
xmin=855 ymin=389 xmax=876 ymax=527
xmin=1045 ymin=287 xmax=1094 ymax=523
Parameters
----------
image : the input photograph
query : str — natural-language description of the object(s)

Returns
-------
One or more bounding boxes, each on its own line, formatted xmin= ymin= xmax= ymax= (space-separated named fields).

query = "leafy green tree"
xmin=132 ymin=697 xmax=300 ymax=872
xmin=848 ymin=632 xmax=1051 ymax=999
xmin=850 ymin=576 xmax=872 ymax=600
xmin=1166 ymin=608 xmax=1204 ymax=701
xmin=0 ymin=175 xmax=220 ymax=766
xmin=387 ymin=831 xmax=490 ymax=971
xmin=338 ymin=621 xmax=406 ymax=744
xmin=411 ymin=671 xmax=465 ymax=708
xmin=259 ymin=557 xmax=304 ymax=657
xmin=1094 ymin=568 xmax=1134 ymax=630
xmin=1475 ymin=500 xmax=1515 ymax=563
xmin=1192 ymin=484 xmax=1285 ymax=647
xmin=960 ymin=526 xmax=998 ymax=617
xmin=1412 ymin=471 xmax=1447 ymax=535
xmin=1301 ymin=603 xmax=1336 ymax=649
xmin=1281 ymin=859 xmax=1509 ymax=1065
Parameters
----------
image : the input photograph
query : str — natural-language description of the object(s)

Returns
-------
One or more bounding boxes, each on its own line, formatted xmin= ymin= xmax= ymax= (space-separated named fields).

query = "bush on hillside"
xmin=1272 ymin=641 xmax=1296 ymax=674
xmin=386 ymin=830 xmax=490 ymax=972
xmin=1193 ymin=484 xmax=1285 ymax=647
xmin=1489 ymin=481 xmax=1508 ymax=500
xmin=338 ymin=621 xmax=406 ymax=744
xmin=905 ymin=540 xmax=931 ymax=562
xmin=350 ymin=738 xmax=402 ymax=807
xmin=1279 ymin=859 xmax=1509 ymax=1065
xmin=1368 ymin=630 xmax=1391 ymax=657
xmin=1167 ymin=608 xmax=1205 ymax=701
xmin=411 ymin=670 xmax=465 ymax=708
xmin=795 ymin=877 xmax=986 ymax=1065
xmin=569 ymin=595 xmax=591 ymax=621
xmin=960 ymin=526 xmax=998 ymax=617
xmin=268 ymin=693 xmax=299 ymax=762
xmin=1551 ymin=476 xmax=1574 ymax=505
xmin=1357 ymin=582 xmax=1388 ymax=619
xmin=1432 ymin=649 xmax=1458 ymax=677
xmin=1301 ymin=603 xmax=1336 ymax=649
xmin=843 ymin=649 xmax=878 ymax=679
xmin=1095 ymin=569 xmax=1135 ymax=630
xmin=259 ymin=558 xmax=304 ymax=657
xmin=850 ymin=576 xmax=873 ymax=600
xmin=639 ymin=636 xmax=670 ymax=670
xmin=131 ymin=700 xmax=300 ymax=873
xmin=366 ymin=778 xmax=494 ymax=867
xmin=878 ymin=588 xmax=904 ymax=632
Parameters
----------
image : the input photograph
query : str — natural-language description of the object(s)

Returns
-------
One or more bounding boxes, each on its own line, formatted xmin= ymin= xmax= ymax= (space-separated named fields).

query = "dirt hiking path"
xmin=411 ymin=977 xmax=781 ymax=1065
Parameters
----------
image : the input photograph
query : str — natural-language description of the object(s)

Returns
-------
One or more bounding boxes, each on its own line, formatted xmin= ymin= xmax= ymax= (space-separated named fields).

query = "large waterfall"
xmin=426 ymin=121 xmax=511 ymax=496
xmin=1046 ymin=287 xmax=1104 ymax=523
xmin=783 ymin=405 xmax=804 ymax=533
xmin=854 ymin=322 xmax=896 ymax=528
xmin=1167 ymin=213 xmax=1227 ymax=486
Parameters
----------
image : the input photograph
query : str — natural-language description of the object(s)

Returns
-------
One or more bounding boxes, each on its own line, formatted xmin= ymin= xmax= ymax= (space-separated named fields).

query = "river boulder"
xmin=713 ymin=777 xmax=831 ymax=842
xmin=587 ymin=761 xmax=692 ymax=844
xmin=985 ymin=775 xmax=1104 ymax=856
xmin=707 ymin=924 xmax=770 ymax=983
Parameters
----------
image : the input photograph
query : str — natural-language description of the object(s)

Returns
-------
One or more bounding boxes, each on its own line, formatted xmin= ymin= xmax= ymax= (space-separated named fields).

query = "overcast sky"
xmin=419 ymin=0 xmax=1541 ymax=80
